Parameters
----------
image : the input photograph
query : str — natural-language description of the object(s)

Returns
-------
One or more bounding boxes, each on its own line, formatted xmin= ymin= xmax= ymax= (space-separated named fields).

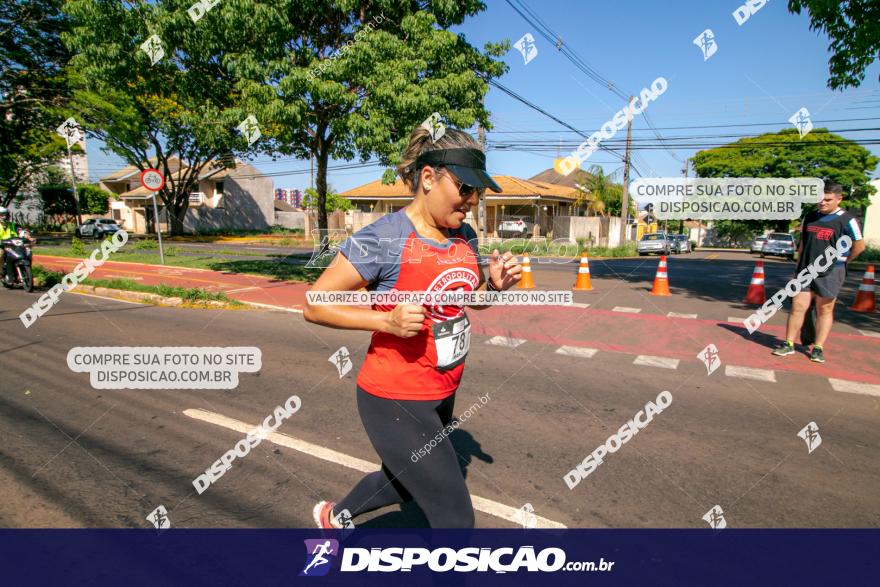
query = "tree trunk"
xmin=315 ymin=145 xmax=329 ymax=232
xmin=168 ymin=198 xmax=187 ymax=235
xmin=160 ymin=189 xmax=189 ymax=236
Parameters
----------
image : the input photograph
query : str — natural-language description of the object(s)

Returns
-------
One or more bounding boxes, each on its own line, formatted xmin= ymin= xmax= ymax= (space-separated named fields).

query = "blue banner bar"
xmin=3 ymin=529 xmax=877 ymax=585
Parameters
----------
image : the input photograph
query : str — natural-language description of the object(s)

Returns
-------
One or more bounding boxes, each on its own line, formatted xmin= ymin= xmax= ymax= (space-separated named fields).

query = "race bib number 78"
xmin=433 ymin=314 xmax=470 ymax=371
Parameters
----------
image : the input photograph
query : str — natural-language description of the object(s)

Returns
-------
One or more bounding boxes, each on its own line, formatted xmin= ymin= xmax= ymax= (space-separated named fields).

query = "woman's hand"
xmin=487 ymin=249 xmax=523 ymax=291
xmin=384 ymin=304 xmax=426 ymax=338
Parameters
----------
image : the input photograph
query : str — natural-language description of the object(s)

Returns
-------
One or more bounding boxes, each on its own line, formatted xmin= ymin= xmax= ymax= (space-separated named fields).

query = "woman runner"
xmin=303 ymin=125 xmax=522 ymax=528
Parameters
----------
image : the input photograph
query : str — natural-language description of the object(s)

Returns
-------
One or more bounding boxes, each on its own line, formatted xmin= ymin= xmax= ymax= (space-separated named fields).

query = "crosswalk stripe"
xmin=828 ymin=378 xmax=880 ymax=397
xmin=555 ymin=346 xmax=599 ymax=358
xmin=485 ymin=336 xmax=526 ymax=348
xmin=612 ymin=306 xmax=642 ymax=313
xmin=633 ymin=355 xmax=680 ymax=369
xmin=725 ymin=365 xmax=776 ymax=382
xmin=667 ymin=312 xmax=697 ymax=319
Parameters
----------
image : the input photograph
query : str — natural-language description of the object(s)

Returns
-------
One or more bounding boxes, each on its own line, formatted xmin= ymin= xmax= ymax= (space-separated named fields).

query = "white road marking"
xmin=828 ymin=378 xmax=880 ymax=397
xmin=633 ymin=355 xmax=679 ymax=369
xmin=667 ymin=312 xmax=697 ymax=319
xmin=183 ymin=408 xmax=567 ymax=529
xmin=569 ymin=302 xmax=591 ymax=308
xmin=555 ymin=346 xmax=599 ymax=358
xmin=237 ymin=301 xmax=304 ymax=313
xmin=485 ymin=336 xmax=526 ymax=348
xmin=857 ymin=329 xmax=880 ymax=338
xmin=725 ymin=365 xmax=776 ymax=382
xmin=225 ymin=286 xmax=261 ymax=294
xmin=68 ymin=292 xmax=148 ymax=305
xmin=612 ymin=306 xmax=642 ymax=314
xmin=727 ymin=317 xmax=747 ymax=324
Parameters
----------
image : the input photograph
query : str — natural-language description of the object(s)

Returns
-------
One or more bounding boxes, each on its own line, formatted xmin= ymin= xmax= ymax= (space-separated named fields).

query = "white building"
xmin=864 ymin=179 xmax=880 ymax=247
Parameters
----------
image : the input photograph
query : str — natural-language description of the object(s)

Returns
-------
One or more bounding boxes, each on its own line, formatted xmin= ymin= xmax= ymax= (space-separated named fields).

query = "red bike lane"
xmin=35 ymin=255 xmax=880 ymax=385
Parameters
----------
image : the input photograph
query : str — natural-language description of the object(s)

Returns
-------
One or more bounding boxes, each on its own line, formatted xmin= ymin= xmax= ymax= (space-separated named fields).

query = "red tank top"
xmin=356 ymin=224 xmax=480 ymax=400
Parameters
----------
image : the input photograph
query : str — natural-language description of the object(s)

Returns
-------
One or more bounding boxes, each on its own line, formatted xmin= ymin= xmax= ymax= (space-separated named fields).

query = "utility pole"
xmin=478 ymin=113 xmax=488 ymax=243
xmin=66 ymin=143 xmax=83 ymax=227
xmin=619 ymin=96 xmax=634 ymax=246
xmin=680 ymin=159 xmax=689 ymax=234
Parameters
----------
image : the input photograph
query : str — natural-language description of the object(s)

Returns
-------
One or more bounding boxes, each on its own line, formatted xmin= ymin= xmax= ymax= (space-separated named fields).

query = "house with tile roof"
xmin=99 ymin=158 xmax=273 ymax=233
xmin=339 ymin=174 xmax=580 ymax=237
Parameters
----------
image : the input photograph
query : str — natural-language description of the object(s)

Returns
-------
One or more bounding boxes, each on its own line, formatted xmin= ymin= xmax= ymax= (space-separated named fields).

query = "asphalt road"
xmin=1 ymin=284 xmax=878 ymax=529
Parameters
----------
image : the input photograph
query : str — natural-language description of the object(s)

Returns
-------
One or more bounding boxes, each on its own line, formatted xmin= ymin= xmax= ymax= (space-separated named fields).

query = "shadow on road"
xmin=356 ymin=427 xmax=494 ymax=529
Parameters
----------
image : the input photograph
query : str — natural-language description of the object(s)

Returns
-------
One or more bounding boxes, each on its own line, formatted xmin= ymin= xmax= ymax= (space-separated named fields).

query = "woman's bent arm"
xmin=303 ymin=252 xmax=390 ymax=333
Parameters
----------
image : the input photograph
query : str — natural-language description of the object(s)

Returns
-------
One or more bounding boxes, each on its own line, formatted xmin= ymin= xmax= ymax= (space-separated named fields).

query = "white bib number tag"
xmin=433 ymin=314 xmax=471 ymax=371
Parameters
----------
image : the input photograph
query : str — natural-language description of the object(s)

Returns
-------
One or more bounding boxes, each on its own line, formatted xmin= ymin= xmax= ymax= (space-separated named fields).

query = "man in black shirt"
xmin=772 ymin=182 xmax=865 ymax=363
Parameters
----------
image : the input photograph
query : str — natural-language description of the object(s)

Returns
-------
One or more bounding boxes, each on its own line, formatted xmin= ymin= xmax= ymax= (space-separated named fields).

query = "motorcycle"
xmin=1 ymin=232 xmax=34 ymax=292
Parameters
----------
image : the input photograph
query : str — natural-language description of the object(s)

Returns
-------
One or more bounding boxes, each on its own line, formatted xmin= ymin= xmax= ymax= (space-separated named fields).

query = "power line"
xmin=505 ymin=0 xmax=681 ymax=163
xmin=485 ymin=116 xmax=880 ymax=133
xmin=479 ymin=74 xmax=643 ymax=176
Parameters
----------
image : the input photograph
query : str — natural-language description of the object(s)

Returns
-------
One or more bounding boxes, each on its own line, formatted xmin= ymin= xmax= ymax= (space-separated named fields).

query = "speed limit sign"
xmin=140 ymin=168 xmax=165 ymax=191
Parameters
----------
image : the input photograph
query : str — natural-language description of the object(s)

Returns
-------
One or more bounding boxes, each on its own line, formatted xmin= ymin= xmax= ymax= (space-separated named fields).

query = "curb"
xmin=69 ymin=284 xmax=239 ymax=310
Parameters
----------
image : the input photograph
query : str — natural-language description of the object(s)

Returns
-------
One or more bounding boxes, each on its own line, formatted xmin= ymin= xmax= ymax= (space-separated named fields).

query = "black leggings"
xmin=335 ymin=386 xmax=475 ymax=528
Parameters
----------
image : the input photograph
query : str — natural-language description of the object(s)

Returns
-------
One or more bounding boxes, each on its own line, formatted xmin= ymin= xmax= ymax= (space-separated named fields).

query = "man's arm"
xmin=845 ymin=216 xmax=865 ymax=263
xmin=848 ymin=239 xmax=866 ymax=264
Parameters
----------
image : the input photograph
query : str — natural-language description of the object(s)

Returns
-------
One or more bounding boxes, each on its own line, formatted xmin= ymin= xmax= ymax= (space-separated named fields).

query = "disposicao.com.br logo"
xmin=299 ymin=540 xmax=614 ymax=575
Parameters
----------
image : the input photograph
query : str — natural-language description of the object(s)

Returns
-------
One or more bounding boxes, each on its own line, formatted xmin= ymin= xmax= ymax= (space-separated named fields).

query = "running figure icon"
xmin=300 ymin=539 xmax=339 ymax=576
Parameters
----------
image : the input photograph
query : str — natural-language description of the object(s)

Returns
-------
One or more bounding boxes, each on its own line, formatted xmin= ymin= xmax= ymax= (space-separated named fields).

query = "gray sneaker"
xmin=772 ymin=341 xmax=795 ymax=356
xmin=809 ymin=347 xmax=825 ymax=363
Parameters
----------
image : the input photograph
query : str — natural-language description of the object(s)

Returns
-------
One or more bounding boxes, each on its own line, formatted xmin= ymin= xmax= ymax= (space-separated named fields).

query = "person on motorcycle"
xmin=0 ymin=206 xmax=25 ymax=284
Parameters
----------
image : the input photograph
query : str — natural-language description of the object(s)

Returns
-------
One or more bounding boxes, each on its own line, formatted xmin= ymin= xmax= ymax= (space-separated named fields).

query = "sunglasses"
xmin=443 ymin=171 xmax=485 ymax=199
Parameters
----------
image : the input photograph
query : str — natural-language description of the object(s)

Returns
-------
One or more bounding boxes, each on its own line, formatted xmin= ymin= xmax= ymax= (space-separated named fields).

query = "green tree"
xmin=788 ymin=0 xmax=880 ymax=90
xmin=0 ymin=0 xmax=72 ymax=206
xmin=63 ymin=0 xmax=258 ymax=234
xmin=36 ymin=182 xmax=108 ymax=224
xmin=229 ymin=1 xmax=507 ymax=231
xmin=302 ymin=187 xmax=352 ymax=212
xmin=693 ymin=127 xmax=878 ymax=234
xmin=77 ymin=183 xmax=109 ymax=214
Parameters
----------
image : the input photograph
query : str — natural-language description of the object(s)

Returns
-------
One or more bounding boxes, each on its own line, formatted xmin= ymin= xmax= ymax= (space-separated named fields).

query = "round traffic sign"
xmin=140 ymin=168 xmax=165 ymax=192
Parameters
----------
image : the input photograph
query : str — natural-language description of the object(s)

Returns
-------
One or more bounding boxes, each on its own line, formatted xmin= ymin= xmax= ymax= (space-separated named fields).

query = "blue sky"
xmin=84 ymin=0 xmax=880 ymax=191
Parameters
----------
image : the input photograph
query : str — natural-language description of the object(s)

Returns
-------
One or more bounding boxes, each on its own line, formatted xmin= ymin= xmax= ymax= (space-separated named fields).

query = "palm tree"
xmin=577 ymin=165 xmax=629 ymax=217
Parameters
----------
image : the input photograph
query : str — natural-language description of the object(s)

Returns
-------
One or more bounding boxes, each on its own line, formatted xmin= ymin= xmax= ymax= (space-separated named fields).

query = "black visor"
xmin=414 ymin=148 xmax=502 ymax=193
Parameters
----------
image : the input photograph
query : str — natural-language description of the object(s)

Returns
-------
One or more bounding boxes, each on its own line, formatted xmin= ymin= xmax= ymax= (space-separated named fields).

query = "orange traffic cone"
xmin=573 ymin=252 xmax=593 ymax=291
xmin=518 ymin=253 xmax=535 ymax=289
xmin=518 ymin=252 xmax=535 ymax=289
xmin=650 ymin=255 xmax=670 ymax=296
xmin=850 ymin=265 xmax=876 ymax=313
xmin=743 ymin=260 xmax=766 ymax=305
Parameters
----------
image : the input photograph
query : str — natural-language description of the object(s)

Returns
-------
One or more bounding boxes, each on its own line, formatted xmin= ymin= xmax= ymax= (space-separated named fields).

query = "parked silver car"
xmin=75 ymin=218 xmax=122 ymax=239
xmin=670 ymin=234 xmax=691 ymax=254
xmin=637 ymin=233 xmax=671 ymax=256
xmin=749 ymin=235 xmax=767 ymax=253
xmin=761 ymin=232 xmax=795 ymax=260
